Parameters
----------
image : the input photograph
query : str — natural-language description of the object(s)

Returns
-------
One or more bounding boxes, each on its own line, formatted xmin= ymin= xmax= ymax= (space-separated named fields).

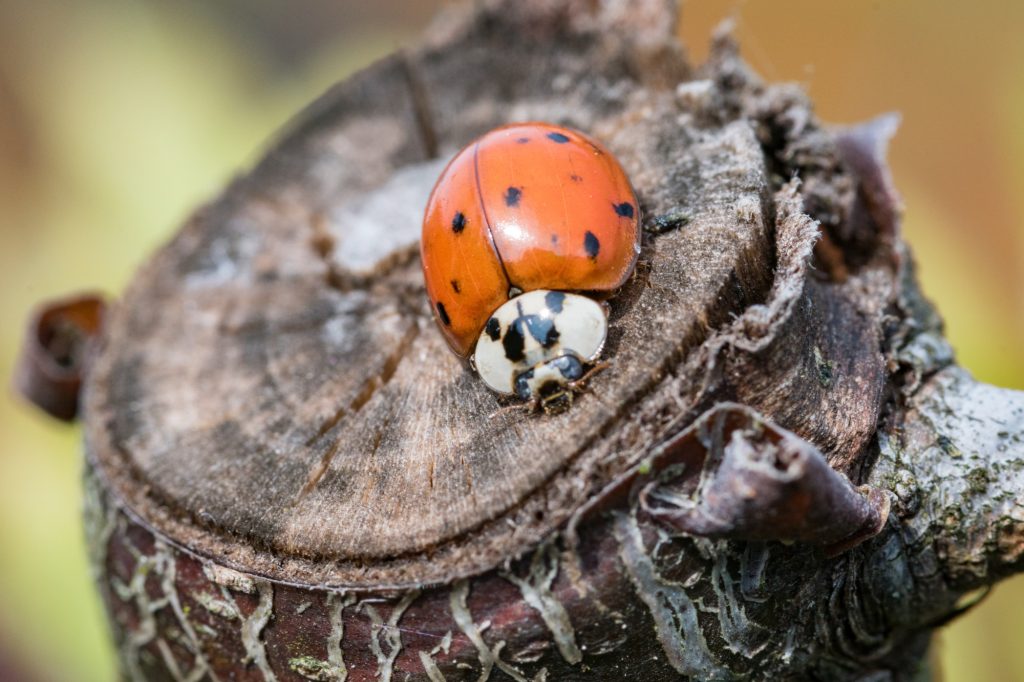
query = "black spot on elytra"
xmin=547 ymin=132 xmax=570 ymax=143
xmin=545 ymin=291 xmax=566 ymax=313
xmin=451 ymin=280 xmax=461 ymax=294
xmin=516 ymin=137 xmax=530 ymax=144
xmin=551 ymin=234 xmax=559 ymax=245
xmin=570 ymin=174 xmax=583 ymax=183
xmin=485 ymin=317 xmax=501 ymax=341
xmin=503 ymin=321 xmax=525 ymax=361
xmin=584 ymin=231 xmax=600 ymax=259
xmin=436 ymin=302 xmax=451 ymax=326
xmin=452 ymin=211 xmax=467 ymax=233
xmin=614 ymin=202 xmax=635 ymax=219
xmin=504 ymin=186 xmax=523 ymax=207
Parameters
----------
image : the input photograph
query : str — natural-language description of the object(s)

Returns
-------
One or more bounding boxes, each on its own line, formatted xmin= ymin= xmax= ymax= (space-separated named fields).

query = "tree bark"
xmin=18 ymin=0 xmax=1023 ymax=680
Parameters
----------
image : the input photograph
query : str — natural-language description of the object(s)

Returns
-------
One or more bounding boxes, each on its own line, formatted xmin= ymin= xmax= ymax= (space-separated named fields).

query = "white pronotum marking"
xmin=474 ymin=290 xmax=607 ymax=395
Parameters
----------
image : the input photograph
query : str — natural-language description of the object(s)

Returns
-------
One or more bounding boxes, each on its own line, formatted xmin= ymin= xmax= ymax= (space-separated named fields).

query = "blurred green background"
xmin=0 ymin=1 xmax=1021 ymax=680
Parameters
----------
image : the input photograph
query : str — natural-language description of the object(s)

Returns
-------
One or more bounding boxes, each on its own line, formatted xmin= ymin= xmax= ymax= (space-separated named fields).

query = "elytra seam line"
xmin=472 ymin=141 xmax=514 ymax=289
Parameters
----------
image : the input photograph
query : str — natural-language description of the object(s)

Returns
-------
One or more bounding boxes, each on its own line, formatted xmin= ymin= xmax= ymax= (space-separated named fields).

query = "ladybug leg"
xmin=558 ymin=360 xmax=610 ymax=407
xmin=577 ymin=360 xmax=610 ymax=387
xmin=488 ymin=400 xmax=535 ymax=420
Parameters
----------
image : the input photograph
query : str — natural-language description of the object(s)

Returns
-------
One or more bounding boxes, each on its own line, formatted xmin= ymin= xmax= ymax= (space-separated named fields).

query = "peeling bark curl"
xmin=636 ymin=404 xmax=891 ymax=553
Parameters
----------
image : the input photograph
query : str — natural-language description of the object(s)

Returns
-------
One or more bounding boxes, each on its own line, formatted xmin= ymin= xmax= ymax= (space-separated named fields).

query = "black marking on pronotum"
xmin=451 ymin=280 xmax=461 ymax=294
xmin=514 ymin=369 xmax=534 ymax=400
xmin=516 ymin=137 xmax=530 ymax=144
xmin=484 ymin=317 xmax=501 ymax=341
xmin=452 ymin=211 xmax=467 ymax=233
xmin=436 ymin=302 xmax=451 ymax=326
xmin=614 ymin=202 xmax=635 ymax=219
xmin=524 ymin=315 xmax=559 ymax=348
xmin=547 ymin=132 xmax=570 ymax=143
xmin=584 ymin=231 xmax=601 ymax=259
xmin=503 ymin=321 xmax=526 ymax=362
xmin=570 ymin=174 xmax=583 ymax=183
xmin=545 ymin=291 xmax=566 ymax=313
xmin=504 ymin=186 xmax=523 ymax=207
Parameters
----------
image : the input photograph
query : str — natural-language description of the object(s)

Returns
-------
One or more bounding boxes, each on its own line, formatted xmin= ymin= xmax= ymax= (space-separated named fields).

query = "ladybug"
xmin=420 ymin=122 xmax=640 ymax=409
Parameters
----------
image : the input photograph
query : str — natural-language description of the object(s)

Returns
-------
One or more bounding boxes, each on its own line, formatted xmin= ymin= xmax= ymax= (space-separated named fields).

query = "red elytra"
xmin=420 ymin=122 xmax=641 ymax=357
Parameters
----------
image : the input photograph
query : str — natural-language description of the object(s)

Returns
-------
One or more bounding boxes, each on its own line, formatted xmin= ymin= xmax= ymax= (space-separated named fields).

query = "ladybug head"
xmin=513 ymin=353 xmax=585 ymax=411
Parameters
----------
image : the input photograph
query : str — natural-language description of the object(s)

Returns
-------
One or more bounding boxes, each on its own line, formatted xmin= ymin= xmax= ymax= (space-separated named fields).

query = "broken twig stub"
xmin=14 ymin=292 xmax=106 ymax=421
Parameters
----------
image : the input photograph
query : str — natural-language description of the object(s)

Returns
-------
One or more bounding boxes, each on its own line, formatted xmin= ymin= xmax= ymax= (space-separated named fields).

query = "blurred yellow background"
xmin=0 ymin=1 xmax=1020 ymax=680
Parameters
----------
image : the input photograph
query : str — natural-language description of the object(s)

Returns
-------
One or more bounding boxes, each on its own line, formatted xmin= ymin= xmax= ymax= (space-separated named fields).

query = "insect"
xmin=420 ymin=122 xmax=640 ymax=410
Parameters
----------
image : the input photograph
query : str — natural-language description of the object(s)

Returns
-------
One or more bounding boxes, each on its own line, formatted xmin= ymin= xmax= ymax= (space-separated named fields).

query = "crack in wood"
xmin=300 ymin=319 xmax=422 ymax=496
xmin=324 ymin=244 xmax=422 ymax=293
xmin=399 ymin=51 xmax=439 ymax=160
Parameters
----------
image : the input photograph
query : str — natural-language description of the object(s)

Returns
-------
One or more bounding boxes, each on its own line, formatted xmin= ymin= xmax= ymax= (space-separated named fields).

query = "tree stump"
xmin=20 ymin=0 xmax=1024 ymax=680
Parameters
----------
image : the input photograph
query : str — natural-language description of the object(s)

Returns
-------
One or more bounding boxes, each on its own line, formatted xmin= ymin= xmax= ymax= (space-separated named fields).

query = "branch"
xmin=872 ymin=367 xmax=1024 ymax=589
